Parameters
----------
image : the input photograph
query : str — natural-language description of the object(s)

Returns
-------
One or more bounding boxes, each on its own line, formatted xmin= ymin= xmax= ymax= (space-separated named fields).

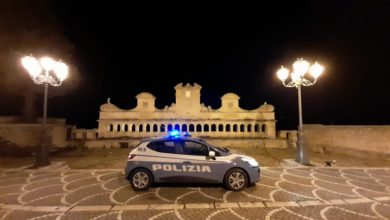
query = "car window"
xmin=181 ymin=141 xmax=209 ymax=156
xmin=147 ymin=141 xmax=177 ymax=154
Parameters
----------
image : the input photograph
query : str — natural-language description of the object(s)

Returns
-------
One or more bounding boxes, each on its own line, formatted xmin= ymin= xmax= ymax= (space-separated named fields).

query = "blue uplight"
xmin=168 ymin=130 xmax=180 ymax=138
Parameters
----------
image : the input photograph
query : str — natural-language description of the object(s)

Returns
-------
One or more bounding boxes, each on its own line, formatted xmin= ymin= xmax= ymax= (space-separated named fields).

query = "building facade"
xmin=97 ymin=82 xmax=276 ymax=139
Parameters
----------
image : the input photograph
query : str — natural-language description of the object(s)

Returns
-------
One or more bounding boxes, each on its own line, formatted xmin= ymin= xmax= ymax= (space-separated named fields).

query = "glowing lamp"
xmin=293 ymin=58 xmax=310 ymax=77
xmin=54 ymin=61 xmax=69 ymax=81
xmin=40 ymin=57 xmax=56 ymax=72
xmin=277 ymin=66 xmax=289 ymax=80
xmin=309 ymin=62 xmax=324 ymax=78
xmin=21 ymin=56 xmax=42 ymax=77
xmin=291 ymin=71 xmax=300 ymax=82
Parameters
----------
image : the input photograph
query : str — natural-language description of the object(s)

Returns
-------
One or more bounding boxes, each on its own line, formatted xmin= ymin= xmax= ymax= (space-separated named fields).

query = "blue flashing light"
xmin=168 ymin=130 xmax=180 ymax=138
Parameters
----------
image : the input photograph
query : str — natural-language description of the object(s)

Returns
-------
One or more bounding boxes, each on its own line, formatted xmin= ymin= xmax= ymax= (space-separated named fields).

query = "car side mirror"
xmin=208 ymin=151 xmax=216 ymax=160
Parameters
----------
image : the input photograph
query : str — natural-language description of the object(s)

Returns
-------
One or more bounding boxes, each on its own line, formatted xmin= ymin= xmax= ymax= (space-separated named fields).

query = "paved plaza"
xmin=0 ymin=167 xmax=389 ymax=219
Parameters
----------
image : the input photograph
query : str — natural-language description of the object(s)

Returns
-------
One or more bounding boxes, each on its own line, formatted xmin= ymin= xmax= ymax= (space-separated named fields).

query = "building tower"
xmin=174 ymin=83 xmax=202 ymax=114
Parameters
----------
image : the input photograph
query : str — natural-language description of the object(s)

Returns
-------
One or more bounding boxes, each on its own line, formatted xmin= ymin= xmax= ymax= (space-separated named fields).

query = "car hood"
xmin=230 ymin=153 xmax=257 ymax=161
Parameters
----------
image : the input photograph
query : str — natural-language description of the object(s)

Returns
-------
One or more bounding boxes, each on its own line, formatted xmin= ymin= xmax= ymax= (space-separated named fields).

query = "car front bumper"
xmin=247 ymin=166 xmax=261 ymax=184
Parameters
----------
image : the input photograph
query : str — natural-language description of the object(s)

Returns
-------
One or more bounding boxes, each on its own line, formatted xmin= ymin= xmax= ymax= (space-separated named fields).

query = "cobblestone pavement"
xmin=0 ymin=167 xmax=389 ymax=219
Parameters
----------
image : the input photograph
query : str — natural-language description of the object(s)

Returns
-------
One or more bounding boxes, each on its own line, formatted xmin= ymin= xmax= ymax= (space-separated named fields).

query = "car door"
xmin=147 ymin=140 xmax=184 ymax=182
xmin=177 ymin=140 xmax=222 ymax=183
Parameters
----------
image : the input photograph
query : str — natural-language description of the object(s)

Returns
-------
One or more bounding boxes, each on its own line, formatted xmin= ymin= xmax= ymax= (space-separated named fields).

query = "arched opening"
xmin=226 ymin=124 xmax=231 ymax=132
xmin=160 ymin=124 xmax=165 ymax=132
xmin=247 ymin=124 xmax=252 ymax=132
xmin=233 ymin=124 xmax=238 ymax=132
xmin=174 ymin=124 xmax=180 ymax=131
xmin=218 ymin=124 xmax=224 ymax=132
xmin=131 ymin=124 xmax=136 ymax=132
xmin=211 ymin=124 xmax=216 ymax=132
xmin=204 ymin=124 xmax=209 ymax=132
xmin=240 ymin=124 xmax=245 ymax=132
xmin=117 ymin=124 xmax=121 ymax=132
xmin=124 ymin=124 xmax=129 ymax=132
xmin=139 ymin=124 xmax=143 ymax=132
xmin=189 ymin=124 xmax=195 ymax=132
xmin=196 ymin=124 xmax=202 ymax=132
xmin=146 ymin=124 xmax=151 ymax=132
xmin=262 ymin=124 xmax=266 ymax=132
xmin=254 ymin=124 xmax=259 ymax=132
xmin=109 ymin=124 xmax=114 ymax=132
xmin=182 ymin=124 xmax=188 ymax=132
xmin=167 ymin=124 xmax=173 ymax=131
xmin=153 ymin=124 xmax=158 ymax=132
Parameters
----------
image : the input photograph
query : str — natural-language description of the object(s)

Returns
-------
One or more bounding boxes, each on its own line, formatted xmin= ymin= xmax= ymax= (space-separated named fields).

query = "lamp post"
xmin=276 ymin=58 xmax=324 ymax=165
xmin=21 ymin=55 xmax=68 ymax=167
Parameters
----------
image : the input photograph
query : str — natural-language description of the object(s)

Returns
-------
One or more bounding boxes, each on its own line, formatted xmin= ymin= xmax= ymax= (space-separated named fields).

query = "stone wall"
xmin=304 ymin=124 xmax=390 ymax=157
xmin=0 ymin=124 xmax=42 ymax=147
xmin=206 ymin=138 xmax=287 ymax=149
xmin=82 ymin=137 xmax=287 ymax=149
xmin=0 ymin=116 xmax=66 ymax=124
xmin=0 ymin=117 xmax=72 ymax=148
xmin=73 ymin=129 xmax=98 ymax=140
xmin=83 ymin=139 xmax=140 ymax=148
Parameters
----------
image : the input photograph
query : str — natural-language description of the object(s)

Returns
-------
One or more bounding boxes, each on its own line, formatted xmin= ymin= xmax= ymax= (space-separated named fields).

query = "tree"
xmin=0 ymin=0 xmax=81 ymax=122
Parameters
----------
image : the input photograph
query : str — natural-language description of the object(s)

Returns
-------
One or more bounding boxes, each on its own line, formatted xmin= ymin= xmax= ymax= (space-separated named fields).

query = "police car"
xmin=124 ymin=131 xmax=260 ymax=191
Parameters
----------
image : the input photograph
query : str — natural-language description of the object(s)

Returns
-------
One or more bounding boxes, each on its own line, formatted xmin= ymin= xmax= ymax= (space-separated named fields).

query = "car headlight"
xmin=241 ymin=157 xmax=258 ymax=167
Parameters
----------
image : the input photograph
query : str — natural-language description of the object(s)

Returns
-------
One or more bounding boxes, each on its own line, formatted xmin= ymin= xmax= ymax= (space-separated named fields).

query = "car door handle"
xmin=183 ymin=161 xmax=192 ymax=164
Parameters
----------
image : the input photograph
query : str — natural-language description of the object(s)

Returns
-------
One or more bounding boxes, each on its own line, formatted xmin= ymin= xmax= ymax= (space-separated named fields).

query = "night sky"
xmin=5 ymin=1 xmax=390 ymax=129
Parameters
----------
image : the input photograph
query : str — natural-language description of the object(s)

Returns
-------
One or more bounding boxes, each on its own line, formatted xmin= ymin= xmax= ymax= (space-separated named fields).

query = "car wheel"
xmin=224 ymin=168 xmax=248 ymax=191
xmin=129 ymin=168 xmax=153 ymax=191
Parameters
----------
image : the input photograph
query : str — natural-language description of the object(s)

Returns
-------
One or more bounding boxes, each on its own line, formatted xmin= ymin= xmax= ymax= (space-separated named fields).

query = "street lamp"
xmin=21 ymin=55 xmax=68 ymax=167
xmin=276 ymin=58 xmax=324 ymax=165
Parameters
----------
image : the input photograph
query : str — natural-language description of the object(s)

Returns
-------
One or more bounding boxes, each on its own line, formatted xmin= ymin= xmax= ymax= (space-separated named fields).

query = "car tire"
xmin=224 ymin=168 xmax=248 ymax=191
xmin=129 ymin=168 xmax=153 ymax=191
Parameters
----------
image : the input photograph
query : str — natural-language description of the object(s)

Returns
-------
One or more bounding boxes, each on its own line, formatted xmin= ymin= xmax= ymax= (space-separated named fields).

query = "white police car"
xmin=124 ymin=131 xmax=260 ymax=191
